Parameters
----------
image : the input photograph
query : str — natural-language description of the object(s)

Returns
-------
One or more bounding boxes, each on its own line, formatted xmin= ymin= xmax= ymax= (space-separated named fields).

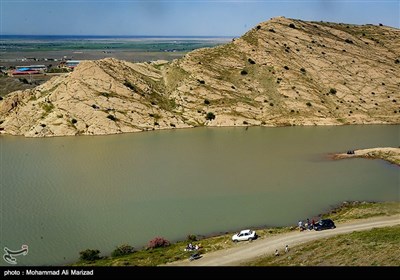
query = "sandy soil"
xmin=162 ymin=215 xmax=400 ymax=266
xmin=332 ymin=147 xmax=400 ymax=166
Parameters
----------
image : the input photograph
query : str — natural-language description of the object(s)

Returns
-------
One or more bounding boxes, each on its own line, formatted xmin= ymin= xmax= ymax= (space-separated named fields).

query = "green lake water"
xmin=0 ymin=125 xmax=399 ymax=265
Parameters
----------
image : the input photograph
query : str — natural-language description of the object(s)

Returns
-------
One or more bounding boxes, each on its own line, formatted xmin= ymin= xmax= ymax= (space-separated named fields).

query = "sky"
xmin=0 ymin=0 xmax=399 ymax=36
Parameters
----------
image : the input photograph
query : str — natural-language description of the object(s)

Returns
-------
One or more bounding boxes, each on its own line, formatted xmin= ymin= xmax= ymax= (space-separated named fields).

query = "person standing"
xmin=285 ymin=245 xmax=289 ymax=253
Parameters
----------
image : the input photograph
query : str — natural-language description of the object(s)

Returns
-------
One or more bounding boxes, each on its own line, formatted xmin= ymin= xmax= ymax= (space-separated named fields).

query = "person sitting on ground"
xmin=298 ymin=220 xmax=303 ymax=231
xmin=275 ymin=249 xmax=279 ymax=257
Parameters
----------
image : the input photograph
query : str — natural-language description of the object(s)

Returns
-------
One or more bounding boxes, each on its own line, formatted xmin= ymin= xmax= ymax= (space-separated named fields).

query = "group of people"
xmin=184 ymin=243 xmax=201 ymax=251
xmin=298 ymin=218 xmax=315 ymax=231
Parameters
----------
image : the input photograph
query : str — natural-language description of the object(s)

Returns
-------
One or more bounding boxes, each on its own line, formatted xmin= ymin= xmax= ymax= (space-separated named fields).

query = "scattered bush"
xmin=240 ymin=70 xmax=248 ymax=75
xmin=306 ymin=102 xmax=312 ymax=107
xmin=101 ymin=92 xmax=112 ymax=98
xmin=204 ymin=99 xmax=210 ymax=105
xmin=206 ymin=112 xmax=216 ymax=121
xmin=284 ymin=66 xmax=289 ymax=70
xmin=329 ymin=88 xmax=337 ymax=95
xmin=107 ymin=115 xmax=117 ymax=121
xmin=243 ymin=121 xmax=248 ymax=125
xmin=111 ymin=244 xmax=135 ymax=258
xmin=248 ymin=58 xmax=256 ymax=64
xmin=269 ymin=102 xmax=274 ymax=107
xmin=71 ymin=118 xmax=77 ymax=124
xmin=268 ymin=28 xmax=276 ymax=33
xmin=197 ymin=79 xmax=205 ymax=84
xmin=289 ymin=23 xmax=296 ymax=29
xmin=256 ymin=25 xmax=261 ymax=30
xmin=187 ymin=234 xmax=197 ymax=242
xmin=124 ymin=80 xmax=136 ymax=91
xmin=79 ymin=249 xmax=101 ymax=261
xmin=42 ymin=102 xmax=54 ymax=113
xmin=395 ymin=59 xmax=400 ymax=64
xmin=147 ymin=237 xmax=170 ymax=249
xmin=19 ymin=78 xmax=30 ymax=84
xmin=0 ymin=96 xmax=3 ymax=101
xmin=345 ymin=39 xmax=354 ymax=44
xmin=300 ymin=68 xmax=306 ymax=73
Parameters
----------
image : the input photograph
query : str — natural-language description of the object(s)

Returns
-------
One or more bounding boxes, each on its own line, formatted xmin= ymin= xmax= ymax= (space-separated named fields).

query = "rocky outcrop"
xmin=1 ymin=17 xmax=399 ymax=137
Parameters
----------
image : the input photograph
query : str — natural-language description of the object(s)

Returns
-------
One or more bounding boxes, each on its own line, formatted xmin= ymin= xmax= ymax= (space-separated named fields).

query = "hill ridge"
xmin=1 ymin=17 xmax=399 ymax=137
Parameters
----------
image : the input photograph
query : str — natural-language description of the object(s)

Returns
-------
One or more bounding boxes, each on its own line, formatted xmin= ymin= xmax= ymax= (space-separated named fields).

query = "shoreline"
xmin=71 ymin=200 xmax=400 ymax=266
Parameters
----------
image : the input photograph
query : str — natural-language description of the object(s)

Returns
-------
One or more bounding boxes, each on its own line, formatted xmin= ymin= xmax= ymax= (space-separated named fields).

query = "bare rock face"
xmin=1 ymin=17 xmax=399 ymax=137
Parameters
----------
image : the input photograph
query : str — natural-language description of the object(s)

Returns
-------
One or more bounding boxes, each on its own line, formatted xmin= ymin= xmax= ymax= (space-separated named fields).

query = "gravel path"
xmin=162 ymin=215 xmax=400 ymax=266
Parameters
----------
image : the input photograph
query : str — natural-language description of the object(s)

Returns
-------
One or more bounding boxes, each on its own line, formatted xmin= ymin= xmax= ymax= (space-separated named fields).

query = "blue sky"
xmin=1 ymin=0 xmax=399 ymax=36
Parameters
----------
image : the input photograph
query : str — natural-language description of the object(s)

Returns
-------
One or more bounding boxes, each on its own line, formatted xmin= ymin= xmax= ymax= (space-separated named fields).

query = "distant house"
xmin=11 ymin=65 xmax=47 ymax=76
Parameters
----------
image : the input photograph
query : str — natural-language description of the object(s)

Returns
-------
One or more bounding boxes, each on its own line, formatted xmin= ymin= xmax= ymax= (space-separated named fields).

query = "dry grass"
xmin=246 ymin=225 xmax=400 ymax=266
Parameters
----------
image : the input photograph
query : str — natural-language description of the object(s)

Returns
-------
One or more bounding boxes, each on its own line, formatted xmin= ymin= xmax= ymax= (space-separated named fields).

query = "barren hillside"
xmin=1 ymin=17 xmax=399 ymax=137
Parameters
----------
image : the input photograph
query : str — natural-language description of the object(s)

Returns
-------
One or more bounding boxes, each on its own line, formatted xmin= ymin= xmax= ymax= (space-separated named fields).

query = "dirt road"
xmin=163 ymin=215 xmax=400 ymax=266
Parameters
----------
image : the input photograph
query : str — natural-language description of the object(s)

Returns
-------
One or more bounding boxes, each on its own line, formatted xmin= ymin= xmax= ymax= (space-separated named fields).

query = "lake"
xmin=0 ymin=125 xmax=398 ymax=265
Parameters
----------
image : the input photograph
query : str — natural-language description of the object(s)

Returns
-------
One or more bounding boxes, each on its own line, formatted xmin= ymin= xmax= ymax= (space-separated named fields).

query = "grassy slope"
xmin=245 ymin=225 xmax=400 ymax=266
xmin=72 ymin=201 xmax=399 ymax=266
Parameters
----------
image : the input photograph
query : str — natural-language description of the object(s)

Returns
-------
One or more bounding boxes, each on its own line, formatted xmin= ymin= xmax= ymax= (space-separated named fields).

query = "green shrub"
xmin=107 ymin=115 xmax=117 ymax=121
xmin=240 ymin=70 xmax=248 ymax=75
xmin=187 ymin=234 xmax=197 ymax=242
xmin=204 ymin=99 xmax=210 ymax=105
xmin=101 ymin=92 xmax=111 ymax=98
xmin=206 ymin=112 xmax=216 ymax=121
xmin=329 ymin=88 xmax=337 ymax=94
xmin=71 ymin=118 xmax=77 ymax=124
xmin=111 ymin=244 xmax=135 ymax=258
xmin=79 ymin=249 xmax=101 ymax=261
xmin=124 ymin=80 xmax=136 ymax=91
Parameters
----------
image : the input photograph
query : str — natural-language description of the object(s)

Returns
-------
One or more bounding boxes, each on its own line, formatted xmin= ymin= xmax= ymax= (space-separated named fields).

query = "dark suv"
xmin=314 ymin=219 xmax=336 ymax=231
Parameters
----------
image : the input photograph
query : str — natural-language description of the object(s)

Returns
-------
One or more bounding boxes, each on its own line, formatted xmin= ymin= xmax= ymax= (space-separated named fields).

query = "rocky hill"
xmin=0 ymin=17 xmax=399 ymax=137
